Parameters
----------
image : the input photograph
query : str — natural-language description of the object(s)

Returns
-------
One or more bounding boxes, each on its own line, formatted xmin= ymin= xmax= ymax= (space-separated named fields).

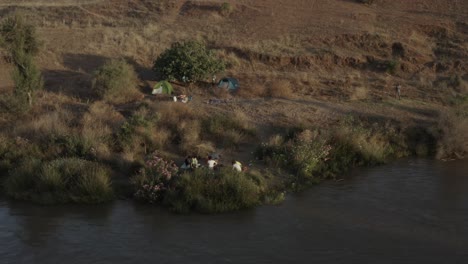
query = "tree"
xmin=0 ymin=15 xmax=40 ymax=63
xmin=0 ymin=15 xmax=42 ymax=109
xmin=153 ymin=41 xmax=225 ymax=82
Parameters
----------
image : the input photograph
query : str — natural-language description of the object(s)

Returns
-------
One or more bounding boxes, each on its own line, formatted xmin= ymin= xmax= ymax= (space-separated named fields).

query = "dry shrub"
xmin=16 ymin=110 xmax=73 ymax=139
xmin=92 ymin=59 xmax=142 ymax=104
xmin=148 ymin=128 xmax=171 ymax=149
xmin=237 ymin=83 xmax=266 ymax=98
xmin=232 ymin=110 xmax=255 ymax=132
xmin=177 ymin=120 xmax=203 ymax=154
xmin=436 ymin=110 xmax=468 ymax=159
xmin=189 ymin=142 xmax=216 ymax=157
xmin=267 ymin=80 xmax=294 ymax=99
xmin=81 ymin=102 xmax=124 ymax=159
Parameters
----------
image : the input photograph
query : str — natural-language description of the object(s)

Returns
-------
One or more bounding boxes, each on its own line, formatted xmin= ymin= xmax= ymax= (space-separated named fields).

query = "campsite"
xmin=0 ymin=1 xmax=467 ymax=263
xmin=0 ymin=0 xmax=466 ymax=211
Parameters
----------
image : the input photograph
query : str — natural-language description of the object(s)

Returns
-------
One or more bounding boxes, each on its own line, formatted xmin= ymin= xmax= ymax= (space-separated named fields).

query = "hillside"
xmin=0 ymin=0 xmax=467 ymax=207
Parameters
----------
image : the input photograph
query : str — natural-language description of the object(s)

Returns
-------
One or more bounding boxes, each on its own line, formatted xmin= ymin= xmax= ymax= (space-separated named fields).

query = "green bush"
xmin=153 ymin=41 xmax=225 ymax=82
xmin=165 ymin=168 xmax=264 ymax=213
xmin=4 ymin=158 xmax=113 ymax=204
xmin=92 ymin=59 xmax=139 ymax=103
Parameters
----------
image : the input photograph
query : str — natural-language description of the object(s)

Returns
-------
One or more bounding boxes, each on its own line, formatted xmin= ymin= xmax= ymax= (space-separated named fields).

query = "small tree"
xmin=12 ymin=51 xmax=44 ymax=106
xmin=153 ymin=41 xmax=225 ymax=82
xmin=0 ymin=15 xmax=40 ymax=62
xmin=0 ymin=15 xmax=42 ymax=109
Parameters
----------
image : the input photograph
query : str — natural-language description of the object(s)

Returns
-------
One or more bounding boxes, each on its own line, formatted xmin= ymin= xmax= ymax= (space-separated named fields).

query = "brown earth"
xmin=0 ymin=0 xmax=467 ymax=165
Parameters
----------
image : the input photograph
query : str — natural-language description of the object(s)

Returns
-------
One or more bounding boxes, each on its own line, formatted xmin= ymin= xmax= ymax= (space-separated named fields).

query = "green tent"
xmin=152 ymin=80 xmax=173 ymax=95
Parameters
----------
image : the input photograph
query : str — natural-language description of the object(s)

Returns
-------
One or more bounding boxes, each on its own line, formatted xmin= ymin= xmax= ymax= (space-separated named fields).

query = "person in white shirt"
xmin=207 ymin=156 xmax=217 ymax=170
xmin=232 ymin=160 xmax=242 ymax=172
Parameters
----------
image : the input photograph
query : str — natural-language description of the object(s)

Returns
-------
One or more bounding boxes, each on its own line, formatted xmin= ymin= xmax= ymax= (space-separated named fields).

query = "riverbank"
xmin=0 ymin=0 xmax=467 ymax=212
xmin=1 ymin=99 xmax=466 ymax=213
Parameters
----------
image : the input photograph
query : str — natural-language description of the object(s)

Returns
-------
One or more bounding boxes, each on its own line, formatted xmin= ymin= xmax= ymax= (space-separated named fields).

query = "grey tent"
xmin=217 ymin=77 xmax=239 ymax=91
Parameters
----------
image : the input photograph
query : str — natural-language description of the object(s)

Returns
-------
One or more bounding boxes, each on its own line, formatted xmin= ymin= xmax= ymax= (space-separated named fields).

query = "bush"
xmin=131 ymin=152 xmax=179 ymax=203
xmin=256 ymin=122 xmax=404 ymax=183
xmin=0 ymin=135 xmax=42 ymax=174
xmin=92 ymin=59 xmax=140 ymax=103
xmin=256 ymin=130 xmax=332 ymax=183
xmin=165 ymin=168 xmax=264 ymax=213
xmin=4 ymin=158 xmax=113 ymax=204
xmin=153 ymin=41 xmax=225 ymax=82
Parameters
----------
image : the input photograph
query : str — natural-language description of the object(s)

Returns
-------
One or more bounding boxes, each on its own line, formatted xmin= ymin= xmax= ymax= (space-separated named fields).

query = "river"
xmin=1 ymin=159 xmax=467 ymax=264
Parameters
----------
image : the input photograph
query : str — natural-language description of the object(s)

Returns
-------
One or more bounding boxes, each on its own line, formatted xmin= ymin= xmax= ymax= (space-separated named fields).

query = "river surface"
xmin=1 ymin=159 xmax=467 ymax=264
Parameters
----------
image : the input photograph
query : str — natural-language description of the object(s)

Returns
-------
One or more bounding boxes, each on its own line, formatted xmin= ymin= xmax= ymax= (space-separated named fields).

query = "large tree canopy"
xmin=153 ymin=41 xmax=225 ymax=82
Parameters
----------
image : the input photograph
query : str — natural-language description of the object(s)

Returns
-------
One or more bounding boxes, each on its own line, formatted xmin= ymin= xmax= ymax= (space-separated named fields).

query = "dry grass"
xmin=266 ymin=80 xmax=294 ymax=99
xmin=237 ymin=82 xmax=266 ymax=98
xmin=156 ymin=102 xmax=201 ymax=127
xmin=15 ymin=110 xmax=74 ymax=140
xmin=349 ymin=86 xmax=369 ymax=101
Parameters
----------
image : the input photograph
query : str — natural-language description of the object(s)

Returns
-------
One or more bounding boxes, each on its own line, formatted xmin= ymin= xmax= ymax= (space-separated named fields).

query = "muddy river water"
xmin=1 ymin=159 xmax=467 ymax=263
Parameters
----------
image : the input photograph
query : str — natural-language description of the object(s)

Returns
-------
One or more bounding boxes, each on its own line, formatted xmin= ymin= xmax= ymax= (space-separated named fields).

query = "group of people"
xmin=181 ymin=154 xmax=243 ymax=172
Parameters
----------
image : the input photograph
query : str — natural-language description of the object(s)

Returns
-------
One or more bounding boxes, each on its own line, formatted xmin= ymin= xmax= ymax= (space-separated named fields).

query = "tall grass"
xmin=165 ymin=168 xmax=264 ymax=213
xmin=4 ymin=158 xmax=113 ymax=204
